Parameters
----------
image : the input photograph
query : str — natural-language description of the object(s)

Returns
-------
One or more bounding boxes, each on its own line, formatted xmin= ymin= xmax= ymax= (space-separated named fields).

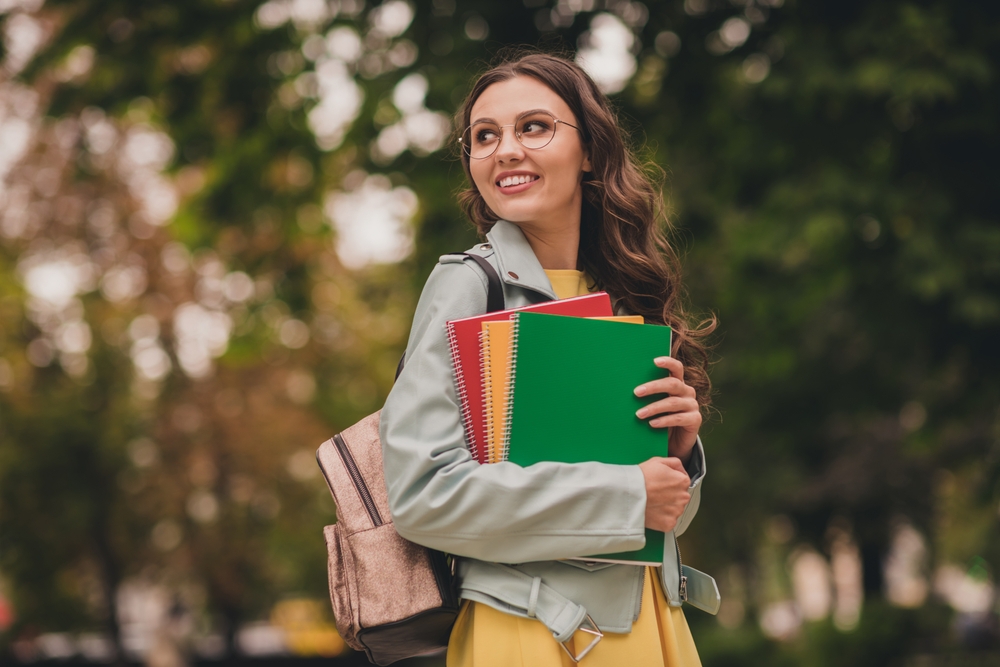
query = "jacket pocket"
xmin=558 ymin=560 xmax=619 ymax=573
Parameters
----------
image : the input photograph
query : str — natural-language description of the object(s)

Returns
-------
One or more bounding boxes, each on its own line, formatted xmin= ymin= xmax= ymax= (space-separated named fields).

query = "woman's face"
xmin=467 ymin=76 xmax=591 ymax=233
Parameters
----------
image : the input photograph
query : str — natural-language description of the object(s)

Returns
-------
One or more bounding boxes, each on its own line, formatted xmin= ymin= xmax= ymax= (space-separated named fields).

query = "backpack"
xmin=316 ymin=253 xmax=504 ymax=666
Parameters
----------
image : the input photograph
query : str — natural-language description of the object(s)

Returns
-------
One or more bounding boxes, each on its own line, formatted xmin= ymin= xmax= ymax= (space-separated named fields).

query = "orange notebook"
xmin=480 ymin=315 xmax=643 ymax=464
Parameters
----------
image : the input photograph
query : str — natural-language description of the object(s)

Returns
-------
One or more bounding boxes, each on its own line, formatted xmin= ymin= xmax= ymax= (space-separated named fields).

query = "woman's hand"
xmin=634 ymin=356 xmax=702 ymax=464
xmin=638 ymin=457 xmax=691 ymax=533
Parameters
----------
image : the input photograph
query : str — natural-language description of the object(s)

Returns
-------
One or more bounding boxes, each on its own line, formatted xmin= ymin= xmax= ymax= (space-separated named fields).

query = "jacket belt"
xmin=457 ymin=559 xmax=592 ymax=643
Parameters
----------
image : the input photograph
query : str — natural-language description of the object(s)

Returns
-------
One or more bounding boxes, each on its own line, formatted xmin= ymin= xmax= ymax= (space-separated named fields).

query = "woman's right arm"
xmin=381 ymin=258 xmax=650 ymax=563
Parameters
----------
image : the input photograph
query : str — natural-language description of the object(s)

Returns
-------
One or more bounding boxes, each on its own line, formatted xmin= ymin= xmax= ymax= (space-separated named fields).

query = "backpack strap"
xmin=395 ymin=251 xmax=506 ymax=380
xmin=459 ymin=252 xmax=505 ymax=314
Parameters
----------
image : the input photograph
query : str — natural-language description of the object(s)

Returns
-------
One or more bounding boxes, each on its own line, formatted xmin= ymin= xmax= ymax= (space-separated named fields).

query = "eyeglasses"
xmin=460 ymin=110 xmax=581 ymax=160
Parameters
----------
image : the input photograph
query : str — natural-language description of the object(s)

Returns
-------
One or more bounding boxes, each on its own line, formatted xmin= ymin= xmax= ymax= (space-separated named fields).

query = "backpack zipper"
xmin=332 ymin=433 xmax=383 ymax=527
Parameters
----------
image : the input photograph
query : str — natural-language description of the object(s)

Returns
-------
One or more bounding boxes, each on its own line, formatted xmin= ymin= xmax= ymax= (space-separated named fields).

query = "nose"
xmin=493 ymin=126 xmax=524 ymax=162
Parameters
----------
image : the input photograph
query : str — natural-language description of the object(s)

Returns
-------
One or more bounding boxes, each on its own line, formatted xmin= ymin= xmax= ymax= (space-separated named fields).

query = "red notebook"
xmin=446 ymin=292 xmax=614 ymax=463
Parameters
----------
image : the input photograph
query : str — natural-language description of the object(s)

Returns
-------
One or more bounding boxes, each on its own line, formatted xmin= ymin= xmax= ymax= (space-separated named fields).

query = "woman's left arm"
xmin=634 ymin=355 xmax=706 ymax=536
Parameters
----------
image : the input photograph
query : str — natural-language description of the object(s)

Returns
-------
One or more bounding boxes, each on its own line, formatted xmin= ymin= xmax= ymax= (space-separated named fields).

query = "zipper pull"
xmin=679 ymin=575 xmax=688 ymax=602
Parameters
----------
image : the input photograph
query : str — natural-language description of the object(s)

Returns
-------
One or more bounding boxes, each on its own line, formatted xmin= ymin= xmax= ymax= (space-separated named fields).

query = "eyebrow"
xmin=470 ymin=108 xmax=554 ymax=125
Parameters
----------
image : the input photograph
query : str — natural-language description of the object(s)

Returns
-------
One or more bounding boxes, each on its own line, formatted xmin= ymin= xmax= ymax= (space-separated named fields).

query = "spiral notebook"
xmin=501 ymin=312 xmax=674 ymax=565
xmin=445 ymin=292 xmax=613 ymax=464
xmin=481 ymin=315 xmax=644 ymax=465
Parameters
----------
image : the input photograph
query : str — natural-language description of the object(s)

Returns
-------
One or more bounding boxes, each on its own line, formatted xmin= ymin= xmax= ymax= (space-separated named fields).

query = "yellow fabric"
xmin=449 ymin=269 xmax=700 ymax=666
xmin=544 ymin=269 xmax=595 ymax=300
xmin=446 ymin=568 xmax=702 ymax=667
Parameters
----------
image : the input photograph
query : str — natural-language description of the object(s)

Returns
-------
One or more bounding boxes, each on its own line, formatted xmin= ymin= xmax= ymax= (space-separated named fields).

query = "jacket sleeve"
xmin=380 ymin=259 xmax=648 ymax=563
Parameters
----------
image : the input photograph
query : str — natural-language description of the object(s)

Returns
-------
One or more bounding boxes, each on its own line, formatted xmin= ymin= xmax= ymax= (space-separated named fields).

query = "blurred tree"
xmin=652 ymin=0 xmax=1000 ymax=591
xmin=0 ymin=0 xmax=997 ymax=663
xmin=629 ymin=0 xmax=1000 ymax=661
xmin=0 ymin=0 xmax=406 ymax=657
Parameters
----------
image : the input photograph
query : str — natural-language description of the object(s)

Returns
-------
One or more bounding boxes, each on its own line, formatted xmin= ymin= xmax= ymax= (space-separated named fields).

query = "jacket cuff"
xmin=684 ymin=436 xmax=706 ymax=489
xmin=624 ymin=463 xmax=649 ymax=536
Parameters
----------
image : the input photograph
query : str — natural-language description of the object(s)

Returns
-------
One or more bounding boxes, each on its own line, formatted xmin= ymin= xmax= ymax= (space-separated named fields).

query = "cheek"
xmin=471 ymin=168 xmax=502 ymax=212
xmin=546 ymin=161 xmax=584 ymax=201
xmin=470 ymin=163 xmax=492 ymax=193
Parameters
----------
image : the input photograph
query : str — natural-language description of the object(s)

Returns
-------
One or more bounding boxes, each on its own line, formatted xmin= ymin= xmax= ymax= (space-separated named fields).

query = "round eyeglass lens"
xmin=463 ymin=112 xmax=560 ymax=159
xmin=516 ymin=113 xmax=557 ymax=150
xmin=464 ymin=122 xmax=501 ymax=159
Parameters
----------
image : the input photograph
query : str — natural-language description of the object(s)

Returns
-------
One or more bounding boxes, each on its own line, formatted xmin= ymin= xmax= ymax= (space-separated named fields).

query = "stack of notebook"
xmin=480 ymin=314 xmax=643 ymax=464
xmin=446 ymin=296 xmax=674 ymax=565
xmin=445 ymin=293 xmax=614 ymax=465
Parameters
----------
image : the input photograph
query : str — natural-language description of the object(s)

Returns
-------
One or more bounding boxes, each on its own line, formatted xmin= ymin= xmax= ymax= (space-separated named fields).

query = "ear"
xmin=581 ymin=148 xmax=592 ymax=173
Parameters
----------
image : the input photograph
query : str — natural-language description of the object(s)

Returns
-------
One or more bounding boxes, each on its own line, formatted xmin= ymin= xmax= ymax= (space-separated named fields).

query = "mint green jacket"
xmin=380 ymin=220 xmax=710 ymax=639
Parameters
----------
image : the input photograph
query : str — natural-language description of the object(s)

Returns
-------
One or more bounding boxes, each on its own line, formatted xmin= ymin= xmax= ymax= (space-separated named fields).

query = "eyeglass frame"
xmin=459 ymin=110 xmax=583 ymax=160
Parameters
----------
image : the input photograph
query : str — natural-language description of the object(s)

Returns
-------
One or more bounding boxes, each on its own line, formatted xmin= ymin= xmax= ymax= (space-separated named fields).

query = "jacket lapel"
xmin=486 ymin=220 xmax=558 ymax=300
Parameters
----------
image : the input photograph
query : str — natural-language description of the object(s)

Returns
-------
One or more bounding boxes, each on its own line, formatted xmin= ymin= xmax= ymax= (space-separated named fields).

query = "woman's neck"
xmin=517 ymin=219 xmax=581 ymax=271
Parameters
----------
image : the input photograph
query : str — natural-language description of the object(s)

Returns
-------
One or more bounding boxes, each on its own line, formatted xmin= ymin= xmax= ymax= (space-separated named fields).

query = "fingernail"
xmin=634 ymin=385 xmax=647 ymax=396
xmin=636 ymin=408 xmax=648 ymax=418
xmin=654 ymin=357 xmax=670 ymax=365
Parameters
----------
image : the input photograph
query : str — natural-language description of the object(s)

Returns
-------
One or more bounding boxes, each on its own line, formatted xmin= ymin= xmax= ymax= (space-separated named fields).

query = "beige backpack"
xmin=316 ymin=253 xmax=503 ymax=665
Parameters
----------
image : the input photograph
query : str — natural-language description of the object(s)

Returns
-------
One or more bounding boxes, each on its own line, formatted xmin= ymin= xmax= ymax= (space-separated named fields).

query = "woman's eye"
xmin=521 ymin=120 xmax=551 ymax=134
xmin=475 ymin=129 xmax=498 ymax=143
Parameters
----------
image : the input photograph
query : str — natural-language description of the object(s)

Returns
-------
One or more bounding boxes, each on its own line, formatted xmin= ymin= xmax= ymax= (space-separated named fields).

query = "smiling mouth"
xmin=497 ymin=174 xmax=539 ymax=188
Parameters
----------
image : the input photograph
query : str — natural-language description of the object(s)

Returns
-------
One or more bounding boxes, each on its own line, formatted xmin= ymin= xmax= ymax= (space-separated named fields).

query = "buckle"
xmin=557 ymin=614 xmax=603 ymax=663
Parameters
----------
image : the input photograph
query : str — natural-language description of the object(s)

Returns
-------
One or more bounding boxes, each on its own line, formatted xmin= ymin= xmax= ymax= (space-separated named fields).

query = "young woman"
xmin=380 ymin=53 xmax=714 ymax=666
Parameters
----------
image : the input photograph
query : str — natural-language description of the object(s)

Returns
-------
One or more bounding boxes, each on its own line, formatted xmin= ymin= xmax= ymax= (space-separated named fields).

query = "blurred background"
xmin=0 ymin=0 xmax=998 ymax=665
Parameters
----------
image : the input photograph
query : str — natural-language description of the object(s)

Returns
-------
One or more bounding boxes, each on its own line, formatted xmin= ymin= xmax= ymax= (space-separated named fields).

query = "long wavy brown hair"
xmin=456 ymin=52 xmax=716 ymax=408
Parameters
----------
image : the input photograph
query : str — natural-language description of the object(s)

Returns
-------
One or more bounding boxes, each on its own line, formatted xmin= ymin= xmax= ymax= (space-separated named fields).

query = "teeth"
xmin=498 ymin=175 xmax=538 ymax=188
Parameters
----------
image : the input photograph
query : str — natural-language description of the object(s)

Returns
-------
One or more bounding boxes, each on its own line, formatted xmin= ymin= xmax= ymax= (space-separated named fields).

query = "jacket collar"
xmin=486 ymin=220 xmax=557 ymax=300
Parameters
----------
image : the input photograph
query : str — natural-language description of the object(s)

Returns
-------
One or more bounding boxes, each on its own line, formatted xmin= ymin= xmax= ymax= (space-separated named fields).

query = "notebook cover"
xmin=445 ymin=292 xmax=613 ymax=464
xmin=482 ymin=316 xmax=643 ymax=465
xmin=480 ymin=321 xmax=510 ymax=465
xmin=503 ymin=312 xmax=673 ymax=565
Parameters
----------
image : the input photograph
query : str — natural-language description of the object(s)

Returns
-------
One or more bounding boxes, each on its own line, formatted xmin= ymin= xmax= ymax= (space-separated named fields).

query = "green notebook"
xmin=502 ymin=312 xmax=673 ymax=566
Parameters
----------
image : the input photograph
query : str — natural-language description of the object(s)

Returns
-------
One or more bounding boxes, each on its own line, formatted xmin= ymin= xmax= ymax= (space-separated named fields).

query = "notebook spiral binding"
xmin=499 ymin=314 xmax=521 ymax=463
xmin=446 ymin=322 xmax=479 ymax=463
xmin=479 ymin=329 xmax=494 ymax=465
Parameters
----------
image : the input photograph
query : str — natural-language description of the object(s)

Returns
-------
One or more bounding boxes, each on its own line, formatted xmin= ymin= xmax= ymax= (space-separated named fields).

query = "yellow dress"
xmin=446 ymin=270 xmax=702 ymax=667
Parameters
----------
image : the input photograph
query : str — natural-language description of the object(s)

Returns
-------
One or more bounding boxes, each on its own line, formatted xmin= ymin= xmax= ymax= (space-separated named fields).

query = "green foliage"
xmin=0 ymin=0 xmax=997 ymax=662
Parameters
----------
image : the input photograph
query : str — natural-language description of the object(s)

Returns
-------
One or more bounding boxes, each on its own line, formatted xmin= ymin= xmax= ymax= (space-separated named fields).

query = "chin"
xmin=487 ymin=202 xmax=537 ymax=225
xmin=492 ymin=212 xmax=532 ymax=228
